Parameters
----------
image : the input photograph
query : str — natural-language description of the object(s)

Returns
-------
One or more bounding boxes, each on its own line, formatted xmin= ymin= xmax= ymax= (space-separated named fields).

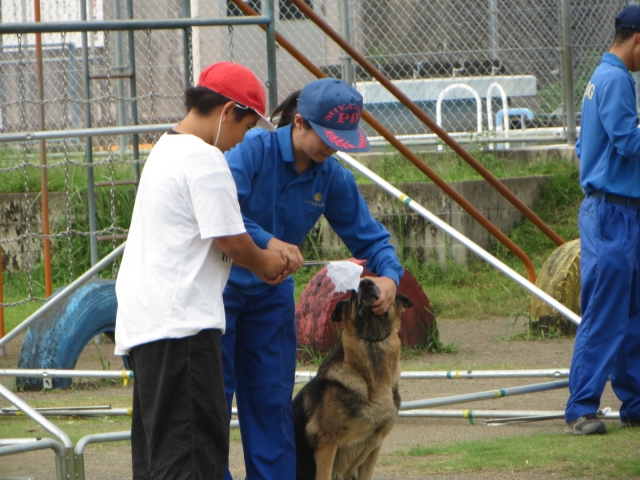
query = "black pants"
xmin=129 ymin=329 xmax=229 ymax=480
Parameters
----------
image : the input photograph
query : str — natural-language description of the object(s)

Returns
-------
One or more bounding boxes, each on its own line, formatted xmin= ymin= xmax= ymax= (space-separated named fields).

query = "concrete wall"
xmin=312 ymin=175 xmax=549 ymax=267
xmin=1 ymin=175 xmax=548 ymax=272
xmin=0 ymin=193 xmax=65 ymax=272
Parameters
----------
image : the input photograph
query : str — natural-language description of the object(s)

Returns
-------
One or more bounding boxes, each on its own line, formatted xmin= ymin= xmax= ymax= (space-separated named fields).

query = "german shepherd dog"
xmin=293 ymin=278 xmax=413 ymax=480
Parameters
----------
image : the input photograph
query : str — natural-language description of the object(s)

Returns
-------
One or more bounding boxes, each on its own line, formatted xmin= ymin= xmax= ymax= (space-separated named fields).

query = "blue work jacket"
xmin=224 ymin=124 xmax=404 ymax=295
xmin=577 ymin=53 xmax=640 ymax=197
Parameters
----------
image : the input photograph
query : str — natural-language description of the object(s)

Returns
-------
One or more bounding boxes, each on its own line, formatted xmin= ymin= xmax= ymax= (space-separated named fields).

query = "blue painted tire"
xmin=17 ymin=278 xmax=121 ymax=390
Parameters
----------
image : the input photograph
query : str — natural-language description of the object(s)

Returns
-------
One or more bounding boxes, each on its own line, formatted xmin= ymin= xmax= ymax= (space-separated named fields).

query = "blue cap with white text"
xmin=616 ymin=6 xmax=640 ymax=31
xmin=297 ymin=78 xmax=370 ymax=153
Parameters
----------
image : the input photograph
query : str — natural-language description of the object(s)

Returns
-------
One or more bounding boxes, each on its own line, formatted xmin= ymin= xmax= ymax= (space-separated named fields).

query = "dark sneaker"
xmin=620 ymin=417 xmax=640 ymax=428
xmin=564 ymin=414 xmax=607 ymax=435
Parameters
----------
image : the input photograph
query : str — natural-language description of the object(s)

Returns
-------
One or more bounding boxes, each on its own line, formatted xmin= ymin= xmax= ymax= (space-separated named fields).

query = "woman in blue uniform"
xmin=222 ymin=78 xmax=404 ymax=479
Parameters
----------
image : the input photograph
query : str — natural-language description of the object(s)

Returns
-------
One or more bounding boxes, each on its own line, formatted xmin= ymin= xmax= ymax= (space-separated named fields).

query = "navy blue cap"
xmin=616 ymin=6 xmax=640 ymax=31
xmin=297 ymin=78 xmax=370 ymax=153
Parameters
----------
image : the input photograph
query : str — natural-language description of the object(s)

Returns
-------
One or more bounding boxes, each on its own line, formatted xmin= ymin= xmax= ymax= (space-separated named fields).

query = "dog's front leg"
xmin=355 ymin=445 xmax=382 ymax=480
xmin=314 ymin=436 xmax=338 ymax=480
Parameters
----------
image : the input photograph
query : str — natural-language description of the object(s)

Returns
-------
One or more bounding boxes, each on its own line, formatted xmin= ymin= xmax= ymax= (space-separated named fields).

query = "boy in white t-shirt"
xmin=114 ymin=62 xmax=288 ymax=480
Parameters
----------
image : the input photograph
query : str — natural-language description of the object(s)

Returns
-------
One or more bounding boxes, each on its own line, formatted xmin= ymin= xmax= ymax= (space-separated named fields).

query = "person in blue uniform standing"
xmin=221 ymin=78 xmax=404 ymax=478
xmin=565 ymin=6 xmax=640 ymax=435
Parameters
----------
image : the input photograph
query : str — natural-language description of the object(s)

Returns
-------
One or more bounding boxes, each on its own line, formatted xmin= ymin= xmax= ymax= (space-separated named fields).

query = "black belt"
xmin=588 ymin=191 xmax=640 ymax=206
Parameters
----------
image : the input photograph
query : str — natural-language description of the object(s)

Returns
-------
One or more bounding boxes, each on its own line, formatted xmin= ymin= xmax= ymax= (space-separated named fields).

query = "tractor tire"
xmin=530 ymin=238 xmax=580 ymax=335
xmin=17 ymin=279 xmax=119 ymax=390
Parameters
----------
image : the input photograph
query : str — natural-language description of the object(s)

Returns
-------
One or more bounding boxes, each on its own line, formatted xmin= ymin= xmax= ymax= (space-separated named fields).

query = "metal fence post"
xmin=265 ymin=0 xmax=278 ymax=113
xmin=80 ymin=0 xmax=99 ymax=266
xmin=560 ymin=0 xmax=577 ymax=145
xmin=182 ymin=0 xmax=193 ymax=88
xmin=339 ymin=0 xmax=353 ymax=85
xmin=489 ymin=0 xmax=499 ymax=62
xmin=126 ymin=0 xmax=141 ymax=182
xmin=113 ymin=0 xmax=129 ymax=155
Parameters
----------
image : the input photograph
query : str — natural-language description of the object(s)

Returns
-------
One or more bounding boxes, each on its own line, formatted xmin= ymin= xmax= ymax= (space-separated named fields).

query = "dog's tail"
xmin=293 ymin=392 xmax=317 ymax=480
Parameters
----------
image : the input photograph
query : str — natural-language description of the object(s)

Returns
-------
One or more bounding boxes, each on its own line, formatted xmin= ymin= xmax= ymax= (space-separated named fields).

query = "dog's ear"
xmin=396 ymin=294 xmax=413 ymax=308
xmin=331 ymin=298 xmax=351 ymax=322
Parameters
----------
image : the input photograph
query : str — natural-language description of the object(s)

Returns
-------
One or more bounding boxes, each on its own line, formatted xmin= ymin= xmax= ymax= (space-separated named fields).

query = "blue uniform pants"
xmin=566 ymin=196 xmax=640 ymax=423
xmin=221 ymin=280 xmax=297 ymax=480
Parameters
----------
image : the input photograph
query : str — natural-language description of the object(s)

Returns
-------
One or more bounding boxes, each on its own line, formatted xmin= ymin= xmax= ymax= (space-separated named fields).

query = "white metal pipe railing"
xmin=399 ymin=380 xmax=569 ymax=411
xmin=294 ymin=369 xmax=569 ymax=382
xmin=0 ymin=383 xmax=72 ymax=449
xmin=398 ymin=409 xmax=620 ymax=420
xmin=336 ymin=152 xmax=581 ymax=326
xmin=487 ymin=82 xmax=509 ymax=133
xmin=0 ymin=369 xmax=133 ymax=379
xmin=436 ymin=83 xmax=483 ymax=137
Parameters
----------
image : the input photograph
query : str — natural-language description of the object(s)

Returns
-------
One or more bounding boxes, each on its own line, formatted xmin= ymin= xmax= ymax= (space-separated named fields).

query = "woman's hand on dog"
xmin=370 ymin=276 xmax=398 ymax=315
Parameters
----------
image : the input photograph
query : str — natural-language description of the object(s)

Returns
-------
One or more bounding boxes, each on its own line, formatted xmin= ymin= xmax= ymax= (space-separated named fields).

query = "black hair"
xmin=184 ymin=86 xmax=256 ymax=121
xmin=270 ymin=89 xmax=312 ymax=129
xmin=614 ymin=27 xmax=637 ymax=45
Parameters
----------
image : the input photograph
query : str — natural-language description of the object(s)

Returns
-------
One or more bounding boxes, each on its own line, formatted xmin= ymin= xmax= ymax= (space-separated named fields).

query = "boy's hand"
xmin=267 ymin=237 xmax=304 ymax=275
xmin=256 ymin=250 xmax=289 ymax=284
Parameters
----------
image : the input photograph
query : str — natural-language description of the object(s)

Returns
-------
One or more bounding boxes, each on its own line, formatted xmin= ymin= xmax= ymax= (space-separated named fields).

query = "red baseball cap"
xmin=197 ymin=62 xmax=275 ymax=132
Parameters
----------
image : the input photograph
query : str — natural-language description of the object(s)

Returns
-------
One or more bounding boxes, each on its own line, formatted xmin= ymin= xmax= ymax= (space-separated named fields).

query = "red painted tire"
xmin=295 ymin=259 xmax=437 ymax=354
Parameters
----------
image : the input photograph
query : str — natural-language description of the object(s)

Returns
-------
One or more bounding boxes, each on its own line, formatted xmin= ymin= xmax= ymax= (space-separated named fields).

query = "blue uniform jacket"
xmin=224 ymin=124 xmax=404 ymax=295
xmin=577 ymin=53 xmax=640 ymax=197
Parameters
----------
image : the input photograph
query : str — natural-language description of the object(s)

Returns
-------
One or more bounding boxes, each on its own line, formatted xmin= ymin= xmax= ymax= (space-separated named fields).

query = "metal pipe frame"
xmin=399 ymin=380 xmax=569 ymax=411
xmin=288 ymin=0 xmax=565 ymax=250
xmin=0 ymin=368 xmax=133 ymax=379
xmin=0 ymin=382 xmax=73 ymax=477
xmin=0 ymin=123 xmax=174 ymax=143
xmin=398 ymin=409 xmax=620 ymax=421
xmin=0 ymin=242 xmax=125 ymax=349
xmin=559 ymin=0 xmax=577 ymax=145
xmin=126 ymin=0 xmax=141 ymax=182
xmin=0 ymin=408 xmax=130 ymax=417
xmin=227 ymin=0 xmax=537 ymax=283
xmin=295 ymin=369 xmax=570 ymax=383
xmin=0 ymin=383 xmax=72 ymax=448
xmin=34 ymin=0 xmax=54 ymax=298
xmin=2 ymin=404 xmax=111 ymax=412
xmin=75 ymin=431 xmax=131 ymax=480
xmin=79 ymin=0 xmax=99 ymax=266
xmin=264 ymin=0 xmax=278 ymax=112
xmin=336 ymin=150 xmax=581 ymax=326
xmin=0 ymin=16 xmax=272 ymax=35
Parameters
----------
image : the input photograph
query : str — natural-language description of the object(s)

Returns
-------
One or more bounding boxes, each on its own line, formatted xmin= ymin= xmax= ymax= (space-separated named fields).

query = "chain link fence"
xmin=0 ymin=0 xmax=633 ymax=312
xmin=0 ymin=0 xmax=631 ymax=144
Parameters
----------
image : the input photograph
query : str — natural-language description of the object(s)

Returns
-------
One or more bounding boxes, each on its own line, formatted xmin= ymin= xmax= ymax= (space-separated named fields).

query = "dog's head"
xmin=331 ymin=278 xmax=413 ymax=342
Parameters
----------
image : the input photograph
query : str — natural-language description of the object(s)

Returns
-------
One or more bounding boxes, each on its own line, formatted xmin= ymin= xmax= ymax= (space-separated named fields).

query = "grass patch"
xmin=352 ymin=149 xmax=574 ymax=185
xmin=396 ymin=427 xmax=640 ymax=478
xmin=413 ymin=160 xmax=582 ymax=322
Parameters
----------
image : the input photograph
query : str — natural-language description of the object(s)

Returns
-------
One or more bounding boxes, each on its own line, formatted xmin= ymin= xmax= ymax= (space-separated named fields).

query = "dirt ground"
xmin=0 ymin=317 xmax=622 ymax=479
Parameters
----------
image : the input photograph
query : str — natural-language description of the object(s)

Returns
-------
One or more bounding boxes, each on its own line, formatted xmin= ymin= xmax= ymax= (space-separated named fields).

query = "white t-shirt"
xmin=114 ymin=132 xmax=246 ymax=355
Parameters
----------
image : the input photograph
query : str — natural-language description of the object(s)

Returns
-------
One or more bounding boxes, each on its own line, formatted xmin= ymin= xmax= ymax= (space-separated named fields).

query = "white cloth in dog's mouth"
xmin=327 ymin=262 xmax=364 ymax=292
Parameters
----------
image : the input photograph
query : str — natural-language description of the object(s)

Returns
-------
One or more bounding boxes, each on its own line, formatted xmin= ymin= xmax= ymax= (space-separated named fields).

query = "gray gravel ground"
xmin=0 ymin=318 xmax=622 ymax=479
